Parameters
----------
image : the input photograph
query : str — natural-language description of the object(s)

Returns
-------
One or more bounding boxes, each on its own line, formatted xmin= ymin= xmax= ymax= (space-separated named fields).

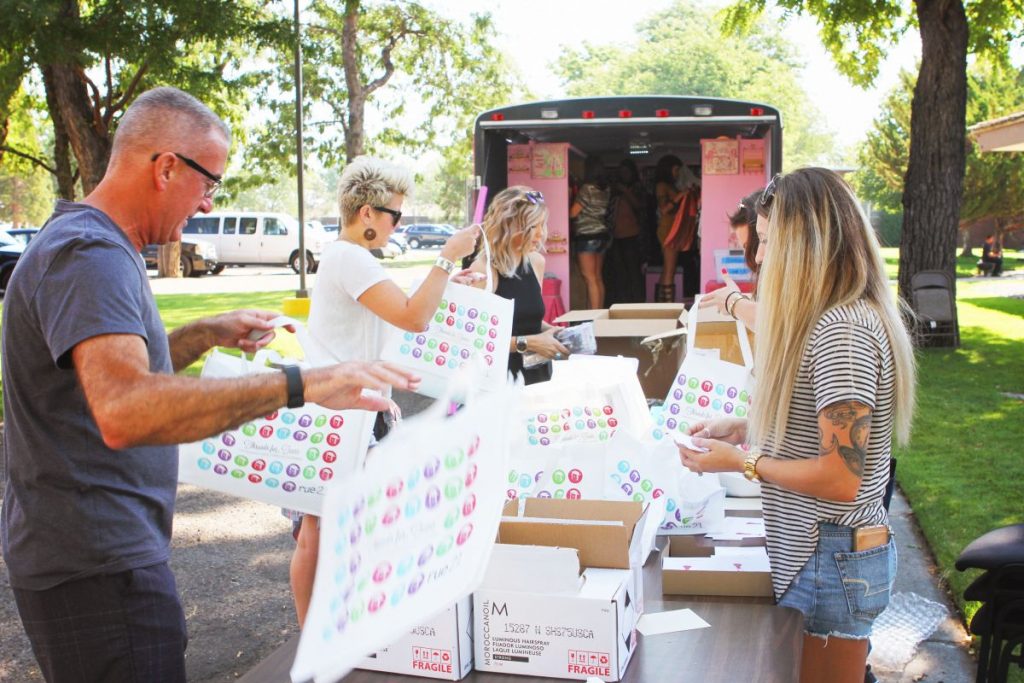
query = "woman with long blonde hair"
xmin=465 ymin=185 xmax=568 ymax=384
xmin=679 ymin=168 xmax=916 ymax=683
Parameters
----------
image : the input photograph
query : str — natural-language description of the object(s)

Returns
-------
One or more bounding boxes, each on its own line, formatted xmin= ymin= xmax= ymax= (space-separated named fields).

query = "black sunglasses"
xmin=151 ymin=152 xmax=222 ymax=198
xmin=523 ymin=190 xmax=544 ymax=205
xmin=372 ymin=206 xmax=403 ymax=227
xmin=759 ymin=173 xmax=781 ymax=211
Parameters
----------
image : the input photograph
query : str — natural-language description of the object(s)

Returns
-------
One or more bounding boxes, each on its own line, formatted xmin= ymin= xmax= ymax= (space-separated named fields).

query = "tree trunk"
xmin=342 ymin=0 xmax=365 ymax=163
xmin=899 ymin=0 xmax=968 ymax=308
xmin=42 ymin=65 xmax=78 ymax=200
xmin=158 ymin=242 xmax=182 ymax=278
xmin=47 ymin=62 xmax=110 ymax=194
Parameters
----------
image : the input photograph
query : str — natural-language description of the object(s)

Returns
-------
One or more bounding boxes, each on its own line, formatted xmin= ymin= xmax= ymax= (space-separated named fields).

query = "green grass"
xmin=894 ymin=294 xmax=1024 ymax=635
xmin=880 ymin=247 xmax=1023 ymax=279
xmin=153 ymin=291 xmax=305 ymax=377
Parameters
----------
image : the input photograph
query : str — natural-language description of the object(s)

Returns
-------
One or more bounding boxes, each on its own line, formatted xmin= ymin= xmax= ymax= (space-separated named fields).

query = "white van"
xmin=182 ymin=211 xmax=328 ymax=273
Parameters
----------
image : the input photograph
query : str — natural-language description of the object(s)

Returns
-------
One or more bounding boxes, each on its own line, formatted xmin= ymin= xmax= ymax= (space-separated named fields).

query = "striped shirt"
xmin=761 ymin=300 xmax=896 ymax=599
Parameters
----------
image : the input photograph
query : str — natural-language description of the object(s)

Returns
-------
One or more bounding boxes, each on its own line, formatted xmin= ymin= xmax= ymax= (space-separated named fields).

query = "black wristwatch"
xmin=281 ymin=365 xmax=305 ymax=408
xmin=515 ymin=336 xmax=528 ymax=354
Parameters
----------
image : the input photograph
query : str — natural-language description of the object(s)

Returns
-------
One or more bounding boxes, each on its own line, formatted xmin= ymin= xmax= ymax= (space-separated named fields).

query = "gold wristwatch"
xmin=742 ymin=450 xmax=764 ymax=483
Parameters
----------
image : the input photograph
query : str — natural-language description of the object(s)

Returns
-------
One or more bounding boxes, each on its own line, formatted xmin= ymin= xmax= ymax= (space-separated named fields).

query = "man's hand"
xmin=205 ymin=309 xmax=292 ymax=354
xmin=304 ymin=361 xmax=420 ymax=411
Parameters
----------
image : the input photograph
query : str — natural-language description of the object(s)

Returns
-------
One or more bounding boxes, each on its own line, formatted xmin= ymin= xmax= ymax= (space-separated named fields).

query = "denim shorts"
xmin=573 ymin=234 xmax=612 ymax=254
xmin=778 ymin=523 xmax=897 ymax=640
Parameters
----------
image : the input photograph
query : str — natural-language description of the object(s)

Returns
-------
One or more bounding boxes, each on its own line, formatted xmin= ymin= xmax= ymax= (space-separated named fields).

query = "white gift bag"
xmin=291 ymin=374 xmax=517 ymax=683
xmin=178 ymin=318 xmax=373 ymax=516
xmin=520 ymin=355 xmax=652 ymax=447
xmin=380 ymin=235 xmax=513 ymax=400
xmin=655 ymin=296 xmax=754 ymax=440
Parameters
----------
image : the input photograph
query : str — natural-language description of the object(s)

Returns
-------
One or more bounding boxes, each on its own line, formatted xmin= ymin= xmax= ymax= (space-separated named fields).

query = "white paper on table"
xmin=705 ymin=516 xmax=765 ymax=541
xmin=637 ymin=608 xmax=711 ymax=636
xmin=290 ymin=380 xmax=518 ymax=683
xmin=723 ymin=497 xmax=763 ymax=512
xmin=663 ymin=546 xmax=770 ymax=572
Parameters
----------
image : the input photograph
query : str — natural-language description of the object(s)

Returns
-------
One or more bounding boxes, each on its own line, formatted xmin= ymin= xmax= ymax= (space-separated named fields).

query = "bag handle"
xmin=687 ymin=295 xmax=754 ymax=369
xmin=475 ymin=221 xmax=495 ymax=293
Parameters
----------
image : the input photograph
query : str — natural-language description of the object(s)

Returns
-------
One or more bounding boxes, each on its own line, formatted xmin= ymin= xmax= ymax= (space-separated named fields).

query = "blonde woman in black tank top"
xmin=462 ymin=186 xmax=568 ymax=384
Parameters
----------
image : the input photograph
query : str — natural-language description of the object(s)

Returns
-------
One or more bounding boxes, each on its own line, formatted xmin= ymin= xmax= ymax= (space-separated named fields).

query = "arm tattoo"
xmin=819 ymin=401 xmax=872 ymax=478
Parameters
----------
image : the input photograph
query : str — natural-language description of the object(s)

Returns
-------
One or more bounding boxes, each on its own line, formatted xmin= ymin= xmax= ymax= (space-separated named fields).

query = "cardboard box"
xmin=661 ymin=534 xmax=773 ymax=598
xmin=474 ymin=550 xmax=638 ymax=682
xmin=556 ymin=304 xmax=686 ymax=398
xmin=498 ymin=497 xmax=653 ymax=613
xmin=358 ymin=596 xmax=473 ymax=680
xmin=472 ymin=499 xmax=653 ymax=681
xmin=556 ymin=304 xmax=754 ymax=399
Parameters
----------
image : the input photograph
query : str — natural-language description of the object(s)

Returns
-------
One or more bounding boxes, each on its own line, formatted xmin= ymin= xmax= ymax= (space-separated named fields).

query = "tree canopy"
xmin=852 ymin=58 xmax=1024 ymax=245
xmin=0 ymin=0 xmax=285 ymax=197
xmin=722 ymin=0 xmax=1024 ymax=305
xmin=553 ymin=0 xmax=838 ymax=169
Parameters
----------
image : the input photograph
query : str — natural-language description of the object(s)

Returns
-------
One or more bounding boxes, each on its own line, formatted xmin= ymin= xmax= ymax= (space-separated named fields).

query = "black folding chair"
xmin=911 ymin=270 xmax=960 ymax=348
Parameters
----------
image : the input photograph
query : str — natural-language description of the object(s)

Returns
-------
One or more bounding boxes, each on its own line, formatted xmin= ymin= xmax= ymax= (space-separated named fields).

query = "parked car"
xmin=0 ymin=231 xmax=26 ymax=295
xmin=141 ymin=237 xmax=219 ymax=277
xmin=319 ymin=223 xmax=404 ymax=259
xmin=3 ymin=228 xmax=40 ymax=246
xmin=182 ymin=211 xmax=326 ymax=273
xmin=402 ymin=224 xmax=455 ymax=249
xmin=389 ymin=233 xmax=409 ymax=253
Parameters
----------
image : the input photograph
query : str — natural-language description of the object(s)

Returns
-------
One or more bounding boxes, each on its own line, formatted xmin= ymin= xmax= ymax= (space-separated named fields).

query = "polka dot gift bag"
xmin=291 ymin=371 xmax=517 ymax=683
xmin=655 ymin=296 xmax=755 ymax=441
xmin=380 ymin=236 xmax=513 ymax=400
xmin=178 ymin=317 xmax=372 ymax=516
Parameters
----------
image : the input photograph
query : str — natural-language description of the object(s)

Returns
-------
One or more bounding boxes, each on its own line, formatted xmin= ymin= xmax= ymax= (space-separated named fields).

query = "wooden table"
xmin=240 ymin=539 xmax=803 ymax=683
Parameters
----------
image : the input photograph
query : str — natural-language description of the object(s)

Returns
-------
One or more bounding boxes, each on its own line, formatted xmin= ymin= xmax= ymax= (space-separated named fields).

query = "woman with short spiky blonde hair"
xmin=465 ymin=185 xmax=568 ymax=384
xmin=678 ymin=168 xmax=916 ymax=683
xmin=289 ymin=156 xmax=480 ymax=627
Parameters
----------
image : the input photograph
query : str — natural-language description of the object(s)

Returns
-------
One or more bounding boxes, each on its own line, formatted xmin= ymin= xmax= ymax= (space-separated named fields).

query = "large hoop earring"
xmin=363 ymin=228 xmax=377 ymax=241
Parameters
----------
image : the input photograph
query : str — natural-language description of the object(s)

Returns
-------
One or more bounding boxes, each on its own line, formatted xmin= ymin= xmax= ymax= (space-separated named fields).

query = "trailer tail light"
xmin=655 ymin=109 xmax=670 ymax=117
xmin=581 ymin=110 xmax=595 ymax=119
xmin=618 ymin=109 xmax=632 ymax=118
xmin=490 ymin=113 xmax=505 ymax=121
xmin=750 ymin=107 xmax=764 ymax=116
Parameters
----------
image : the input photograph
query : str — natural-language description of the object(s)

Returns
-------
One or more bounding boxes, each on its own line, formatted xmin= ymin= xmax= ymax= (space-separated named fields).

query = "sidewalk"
xmin=874 ymin=487 xmax=976 ymax=681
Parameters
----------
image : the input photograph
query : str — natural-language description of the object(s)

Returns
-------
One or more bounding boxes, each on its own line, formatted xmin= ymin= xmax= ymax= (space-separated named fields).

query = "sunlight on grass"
xmin=879 ymin=246 xmax=1022 ymax=279
xmin=895 ymin=294 xmax=1024 ymax=631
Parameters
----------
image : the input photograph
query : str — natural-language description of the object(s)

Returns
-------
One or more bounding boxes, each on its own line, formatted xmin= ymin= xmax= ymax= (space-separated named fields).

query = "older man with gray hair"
xmin=1 ymin=86 xmax=419 ymax=682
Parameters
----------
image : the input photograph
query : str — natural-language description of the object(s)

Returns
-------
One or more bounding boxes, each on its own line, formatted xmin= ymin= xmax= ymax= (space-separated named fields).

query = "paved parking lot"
xmin=147 ymin=247 xmax=440 ymax=297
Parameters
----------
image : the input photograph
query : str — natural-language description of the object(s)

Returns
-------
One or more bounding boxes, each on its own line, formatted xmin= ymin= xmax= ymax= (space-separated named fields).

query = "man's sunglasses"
xmin=373 ymin=206 xmax=403 ymax=227
xmin=151 ymin=152 xmax=222 ymax=199
xmin=523 ymin=190 xmax=544 ymax=205
xmin=758 ymin=173 xmax=781 ymax=212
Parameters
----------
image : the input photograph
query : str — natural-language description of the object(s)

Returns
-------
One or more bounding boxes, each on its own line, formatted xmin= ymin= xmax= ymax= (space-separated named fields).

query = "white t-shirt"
xmin=307 ymin=240 xmax=393 ymax=366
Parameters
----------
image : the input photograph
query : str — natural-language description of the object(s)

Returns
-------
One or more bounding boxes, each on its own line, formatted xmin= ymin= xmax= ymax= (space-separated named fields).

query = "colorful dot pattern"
xmin=321 ymin=434 xmax=484 ymax=642
xmin=396 ymin=299 xmax=506 ymax=375
xmin=652 ymin=373 xmax=751 ymax=441
xmin=525 ymin=404 xmax=619 ymax=446
xmin=193 ymin=411 xmax=352 ymax=493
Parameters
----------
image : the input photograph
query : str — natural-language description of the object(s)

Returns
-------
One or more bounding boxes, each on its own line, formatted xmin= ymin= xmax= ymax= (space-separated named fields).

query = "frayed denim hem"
xmin=804 ymin=630 xmax=871 ymax=644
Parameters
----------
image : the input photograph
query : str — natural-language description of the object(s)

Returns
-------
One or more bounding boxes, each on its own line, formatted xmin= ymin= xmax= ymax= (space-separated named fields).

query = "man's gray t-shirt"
xmin=1 ymin=200 xmax=176 ymax=591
